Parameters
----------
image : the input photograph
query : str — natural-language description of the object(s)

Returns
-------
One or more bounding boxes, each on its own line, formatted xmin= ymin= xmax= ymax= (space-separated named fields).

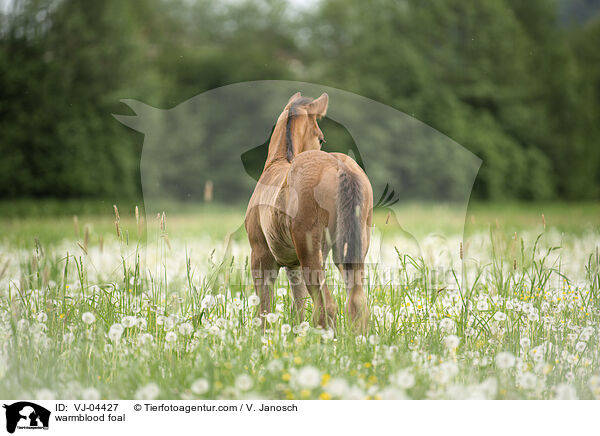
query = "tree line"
xmin=1 ymin=0 xmax=599 ymax=202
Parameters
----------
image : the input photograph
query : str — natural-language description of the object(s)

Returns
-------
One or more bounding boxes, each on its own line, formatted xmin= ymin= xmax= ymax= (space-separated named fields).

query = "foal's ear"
xmin=306 ymin=93 xmax=328 ymax=119
xmin=284 ymin=92 xmax=302 ymax=109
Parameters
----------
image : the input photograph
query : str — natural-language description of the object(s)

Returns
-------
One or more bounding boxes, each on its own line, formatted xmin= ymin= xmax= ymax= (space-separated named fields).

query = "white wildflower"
xmin=122 ymin=316 xmax=136 ymax=328
xmin=326 ymin=378 xmax=349 ymax=397
xmin=267 ymin=360 xmax=283 ymax=372
xmin=135 ymin=383 xmax=160 ymax=400
xmin=576 ymin=341 xmax=587 ymax=353
xmin=266 ymin=313 xmax=279 ymax=324
xmin=108 ymin=323 xmax=124 ymax=342
xmin=235 ymin=374 xmax=253 ymax=391
xmin=392 ymin=369 xmax=415 ymax=389
xmin=190 ymin=378 xmax=210 ymax=395
xmin=201 ymin=295 xmax=216 ymax=310
xmin=555 ymin=383 xmax=577 ymax=400
xmin=82 ymin=312 xmax=96 ymax=325
xmin=518 ymin=372 xmax=537 ymax=390
xmin=322 ymin=329 xmax=334 ymax=341
xmin=179 ymin=322 xmax=194 ymax=336
xmin=493 ymin=311 xmax=507 ymax=321
xmin=439 ymin=317 xmax=455 ymax=333
xmin=444 ymin=335 xmax=460 ymax=351
xmin=495 ymin=351 xmax=516 ymax=370
xmin=294 ymin=366 xmax=321 ymax=390
xmin=81 ymin=388 xmax=100 ymax=400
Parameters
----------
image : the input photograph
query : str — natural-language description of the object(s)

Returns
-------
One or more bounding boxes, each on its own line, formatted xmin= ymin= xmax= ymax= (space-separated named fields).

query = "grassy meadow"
xmin=0 ymin=201 xmax=599 ymax=400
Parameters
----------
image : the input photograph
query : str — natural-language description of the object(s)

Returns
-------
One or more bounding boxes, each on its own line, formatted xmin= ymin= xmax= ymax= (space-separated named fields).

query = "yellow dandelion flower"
xmin=319 ymin=392 xmax=331 ymax=400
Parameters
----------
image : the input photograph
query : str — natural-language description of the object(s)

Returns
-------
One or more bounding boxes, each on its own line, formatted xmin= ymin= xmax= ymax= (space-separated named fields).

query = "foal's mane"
xmin=285 ymin=96 xmax=314 ymax=162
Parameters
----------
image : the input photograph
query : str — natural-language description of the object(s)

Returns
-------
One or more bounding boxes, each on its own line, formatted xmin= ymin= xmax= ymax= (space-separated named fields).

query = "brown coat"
xmin=245 ymin=92 xmax=373 ymax=332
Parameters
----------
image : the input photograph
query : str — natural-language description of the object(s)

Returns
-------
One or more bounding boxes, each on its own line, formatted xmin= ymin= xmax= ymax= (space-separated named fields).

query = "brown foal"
xmin=245 ymin=92 xmax=373 ymax=332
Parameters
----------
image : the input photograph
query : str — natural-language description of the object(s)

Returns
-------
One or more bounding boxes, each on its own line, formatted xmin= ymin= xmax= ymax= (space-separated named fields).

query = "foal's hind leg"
xmin=335 ymin=262 xmax=369 ymax=333
xmin=293 ymin=230 xmax=338 ymax=329
xmin=250 ymin=244 xmax=279 ymax=322
xmin=286 ymin=266 xmax=309 ymax=324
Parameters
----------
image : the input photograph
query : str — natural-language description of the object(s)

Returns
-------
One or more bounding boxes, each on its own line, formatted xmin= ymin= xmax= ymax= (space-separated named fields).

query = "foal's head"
xmin=281 ymin=92 xmax=329 ymax=161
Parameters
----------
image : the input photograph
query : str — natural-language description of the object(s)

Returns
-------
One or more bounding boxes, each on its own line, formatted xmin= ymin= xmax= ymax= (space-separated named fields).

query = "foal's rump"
xmin=286 ymin=150 xmax=373 ymax=264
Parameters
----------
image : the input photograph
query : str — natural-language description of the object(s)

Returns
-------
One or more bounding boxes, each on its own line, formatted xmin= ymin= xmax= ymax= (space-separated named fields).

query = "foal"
xmin=245 ymin=92 xmax=373 ymax=332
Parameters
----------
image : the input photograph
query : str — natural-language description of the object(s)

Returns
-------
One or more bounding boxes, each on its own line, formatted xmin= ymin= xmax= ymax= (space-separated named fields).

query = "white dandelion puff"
xmin=201 ymin=295 xmax=216 ymax=310
xmin=294 ymin=366 xmax=321 ymax=390
xmin=493 ymin=311 xmax=507 ymax=321
xmin=135 ymin=383 xmax=160 ymax=400
xmin=439 ymin=317 xmax=455 ymax=333
xmin=266 ymin=313 xmax=279 ymax=324
xmin=81 ymin=388 xmax=100 ymax=400
xmin=326 ymin=378 xmax=349 ymax=397
xmin=108 ymin=323 xmax=124 ymax=342
xmin=121 ymin=316 xmax=136 ymax=328
xmin=322 ymin=329 xmax=334 ymax=341
xmin=267 ymin=360 xmax=283 ymax=372
xmin=190 ymin=378 xmax=210 ymax=395
xmin=179 ymin=322 xmax=194 ymax=335
xmin=495 ymin=351 xmax=516 ymax=370
xmin=392 ymin=369 xmax=415 ymax=389
xmin=444 ymin=335 xmax=460 ymax=350
xmin=555 ymin=383 xmax=577 ymax=400
xmin=520 ymin=337 xmax=531 ymax=349
xmin=235 ymin=374 xmax=253 ymax=391
xmin=82 ymin=312 xmax=96 ymax=325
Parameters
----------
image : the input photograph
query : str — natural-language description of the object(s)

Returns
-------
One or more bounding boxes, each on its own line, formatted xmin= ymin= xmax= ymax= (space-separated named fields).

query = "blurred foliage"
xmin=1 ymin=0 xmax=599 ymax=202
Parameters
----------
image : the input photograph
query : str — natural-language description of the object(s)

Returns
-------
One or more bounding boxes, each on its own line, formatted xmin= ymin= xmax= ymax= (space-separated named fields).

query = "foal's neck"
xmin=263 ymin=117 xmax=293 ymax=169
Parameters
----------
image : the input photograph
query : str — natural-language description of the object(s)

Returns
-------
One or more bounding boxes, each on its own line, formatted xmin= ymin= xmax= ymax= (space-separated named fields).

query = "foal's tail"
xmin=336 ymin=165 xmax=363 ymax=268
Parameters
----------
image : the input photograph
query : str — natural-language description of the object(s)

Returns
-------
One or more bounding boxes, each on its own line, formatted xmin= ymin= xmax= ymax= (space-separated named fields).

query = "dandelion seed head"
xmin=135 ymin=383 xmax=160 ymax=400
xmin=190 ymin=378 xmax=209 ymax=395
xmin=235 ymin=374 xmax=253 ymax=391
xmin=248 ymin=295 xmax=260 ymax=307
xmin=82 ymin=312 xmax=96 ymax=325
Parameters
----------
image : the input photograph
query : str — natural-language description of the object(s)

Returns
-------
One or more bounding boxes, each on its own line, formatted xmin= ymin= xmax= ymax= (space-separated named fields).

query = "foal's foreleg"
xmin=250 ymin=248 xmax=279 ymax=322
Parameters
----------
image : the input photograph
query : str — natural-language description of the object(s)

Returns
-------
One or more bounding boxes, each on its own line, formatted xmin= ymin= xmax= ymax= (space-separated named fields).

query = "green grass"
xmin=0 ymin=201 xmax=599 ymax=399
